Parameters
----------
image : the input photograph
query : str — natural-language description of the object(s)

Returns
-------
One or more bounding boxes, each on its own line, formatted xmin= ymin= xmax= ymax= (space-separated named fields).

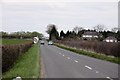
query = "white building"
xmin=103 ymin=36 xmax=117 ymax=42
xmin=82 ymin=31 xmax=102 ymax=40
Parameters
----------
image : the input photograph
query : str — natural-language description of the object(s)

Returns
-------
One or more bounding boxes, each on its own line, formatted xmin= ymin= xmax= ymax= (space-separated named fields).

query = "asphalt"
xmin=40 ymin=41 xmax=119 ymax=79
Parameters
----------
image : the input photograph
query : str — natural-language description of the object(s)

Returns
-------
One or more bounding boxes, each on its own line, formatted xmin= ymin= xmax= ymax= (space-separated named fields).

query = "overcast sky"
xmin=1 ymin=0 xmax=119 ymax=36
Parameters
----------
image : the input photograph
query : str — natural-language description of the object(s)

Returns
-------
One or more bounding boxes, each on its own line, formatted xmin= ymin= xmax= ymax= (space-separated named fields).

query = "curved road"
xmin=40 ymin=42 xmax=119 ymax=79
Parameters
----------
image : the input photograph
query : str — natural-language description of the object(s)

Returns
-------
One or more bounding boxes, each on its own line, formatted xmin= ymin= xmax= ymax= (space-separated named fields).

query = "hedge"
xmin=55 ymin=40 xmax=120 ymax=57
xmin=2 ymin=41 xmax=33 ymax=73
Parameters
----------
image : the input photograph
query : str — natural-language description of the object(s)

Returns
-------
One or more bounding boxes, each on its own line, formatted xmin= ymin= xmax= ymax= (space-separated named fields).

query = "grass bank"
xmin=2 ymin=39 xmax=31 ymax=45
xmin=55 ymin=43 xmax=120 ymax=64
xmin=3 ymin=43 xmax=40 ymax=79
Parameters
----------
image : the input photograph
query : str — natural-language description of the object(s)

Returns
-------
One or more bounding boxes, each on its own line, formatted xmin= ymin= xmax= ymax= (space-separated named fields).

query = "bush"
xmin=2 ymin=41 xmax=33 ymax=73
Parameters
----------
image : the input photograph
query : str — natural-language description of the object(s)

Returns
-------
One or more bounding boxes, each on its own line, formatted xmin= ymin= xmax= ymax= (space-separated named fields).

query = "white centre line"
xmin=106 ymin=77 xmax=113 ymax=80
xmin=67 ymin=57 xmax=70 ymax=59
xmin=85 ymin=65 xmax=92 ymax=70
xmin=74 ymin=60 xmax=78 ymax=63
xmin=95 ymin=71 xmax=99 ymax=73
xmin=63 ymin=55 xmax=65 ymax=57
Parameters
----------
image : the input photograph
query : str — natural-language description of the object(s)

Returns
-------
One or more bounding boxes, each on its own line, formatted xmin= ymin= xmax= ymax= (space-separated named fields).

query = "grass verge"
xmin=54 ymin=43 xmax=120 ymax=64
xmin=3 ymin=43 xmax=40 ymax=79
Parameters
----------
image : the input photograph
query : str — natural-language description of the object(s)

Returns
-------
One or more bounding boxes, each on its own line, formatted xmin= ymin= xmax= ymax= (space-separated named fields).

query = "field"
xmin=2 ymin=39 xmax=32 ymax=45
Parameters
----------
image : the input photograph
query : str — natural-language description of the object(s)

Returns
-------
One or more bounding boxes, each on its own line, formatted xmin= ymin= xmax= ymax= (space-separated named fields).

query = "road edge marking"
xmin=41 ymin=57 xmax=47 ymax=78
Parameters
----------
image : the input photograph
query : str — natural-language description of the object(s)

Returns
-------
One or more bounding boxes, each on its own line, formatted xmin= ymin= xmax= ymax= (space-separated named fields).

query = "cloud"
xmin=0 ymin=3 xmax=2 ymax=31
xmin=1 ymin=0 xmax=119 ymax=3
xmin=2 ymin=2 xmax=118 ymax=35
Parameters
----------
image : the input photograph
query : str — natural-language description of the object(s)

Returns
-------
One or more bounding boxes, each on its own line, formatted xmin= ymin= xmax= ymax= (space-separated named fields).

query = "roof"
xmin=83 ymin=31 xmax=99 ymax=35
xmin=105 ymin=36 xmax=117 ymax=40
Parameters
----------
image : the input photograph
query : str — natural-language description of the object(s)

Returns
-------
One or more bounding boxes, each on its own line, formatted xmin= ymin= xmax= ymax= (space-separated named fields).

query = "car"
xmin=48 ymin=41 xmax=53 ymax=45
xmin=40 ymin=40 xmax=45 ymax=45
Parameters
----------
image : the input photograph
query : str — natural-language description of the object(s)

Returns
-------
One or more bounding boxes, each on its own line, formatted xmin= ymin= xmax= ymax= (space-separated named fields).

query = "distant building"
xmin=103 ymin=36 xmax=117 ymax=42
xmin=82 ymin=31 xmax=102 ymax=40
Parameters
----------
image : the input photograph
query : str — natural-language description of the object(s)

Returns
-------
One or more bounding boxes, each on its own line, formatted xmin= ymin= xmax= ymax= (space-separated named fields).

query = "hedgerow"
xmin=55 ymin=40 xmax=119 ymax=57
xmin=2 ymin=41 xmax=33 ymax=73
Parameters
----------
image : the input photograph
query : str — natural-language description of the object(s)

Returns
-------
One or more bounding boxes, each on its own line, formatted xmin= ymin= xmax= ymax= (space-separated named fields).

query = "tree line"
xmin=1 ymin=31 xmax=43 ymax=39
xmin=46 ymin=24 xmax=120 ymax=41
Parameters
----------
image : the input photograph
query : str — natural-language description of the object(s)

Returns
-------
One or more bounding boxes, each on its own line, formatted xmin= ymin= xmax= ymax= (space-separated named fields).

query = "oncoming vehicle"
xmin=48 ymin=41 xmax=53 ymax=45
xmin=40 ymin=40 xmax=45 ymax=45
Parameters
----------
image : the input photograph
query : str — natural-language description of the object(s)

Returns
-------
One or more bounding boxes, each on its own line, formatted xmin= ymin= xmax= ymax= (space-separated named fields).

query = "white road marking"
xmin=74 ymin=60 xmax=78 ymax=63
xmin=67 ymin=57 xmax=70 ymax=59
xmin=95 ymin=71 xmax=99 ymax=73
xmin=76 ymin=54 xmax=79 ymax=55
xmin=63 ymin=55 xmax=65 ymax=57
xmin=106 ymin=77 xmax=113 ymax=80
xmin=85 ymin=65 xmax=92 ymax=70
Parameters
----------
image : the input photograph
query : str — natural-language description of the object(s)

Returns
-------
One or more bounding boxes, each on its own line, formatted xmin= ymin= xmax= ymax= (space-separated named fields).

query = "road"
xmin=40 ymin=41 xmax=119 ymax=79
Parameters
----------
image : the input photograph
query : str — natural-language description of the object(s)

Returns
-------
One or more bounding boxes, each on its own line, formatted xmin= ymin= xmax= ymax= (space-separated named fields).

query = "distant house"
xmin=103 ymin=36 xmax=117 ymax=42
xmin=82 ymin=31 xmax=102 ymax=40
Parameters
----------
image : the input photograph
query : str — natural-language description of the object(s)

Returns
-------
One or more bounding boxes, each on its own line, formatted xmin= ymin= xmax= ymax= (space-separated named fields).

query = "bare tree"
xmin=111 ymin=27 xmax=118 ymax=33
xmin=93 ymin=24 xmax=106 ymax=32
xmin=73 ymin=26 xmax=84 ymax=34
